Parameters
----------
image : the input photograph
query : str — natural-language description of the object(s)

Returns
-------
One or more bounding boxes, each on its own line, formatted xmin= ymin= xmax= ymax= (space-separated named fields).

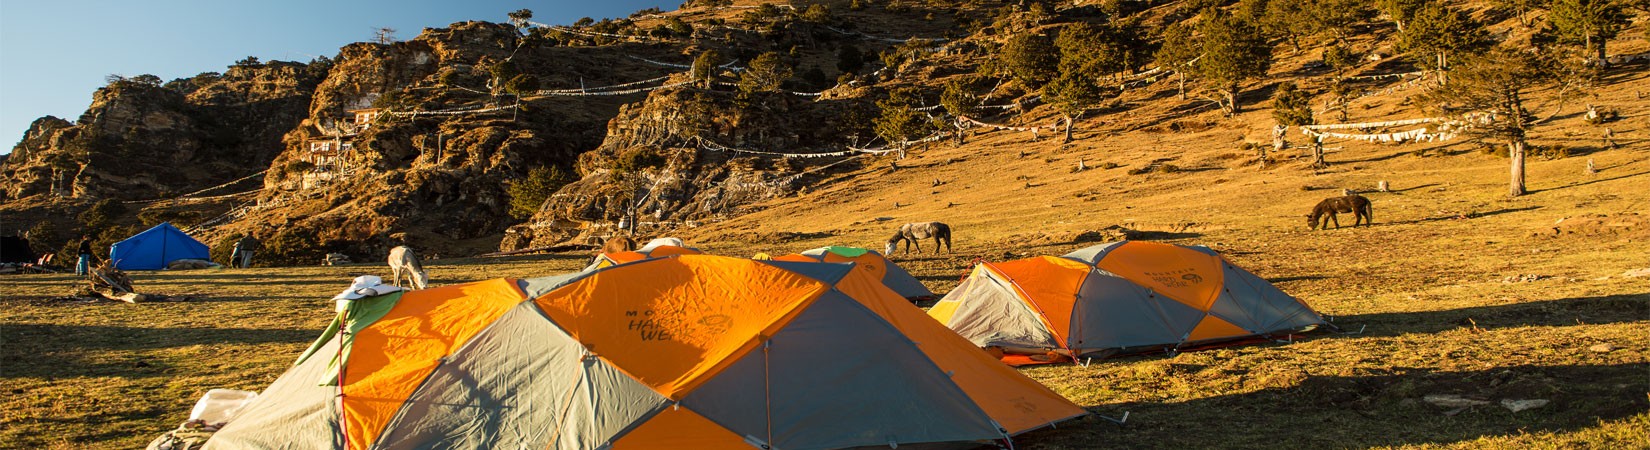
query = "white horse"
xmin=387 ymin=246 xmax=429 ymax=290
xmin=885 ymin=222 xmax=953 ymax=255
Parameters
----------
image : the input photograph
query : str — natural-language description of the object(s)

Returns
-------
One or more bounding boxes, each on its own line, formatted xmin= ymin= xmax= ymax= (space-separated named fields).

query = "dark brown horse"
xmin=885 ymin=222 xmax=953 ymax=255
xmin=1307 ymin=194 xmax=1373 ymax=230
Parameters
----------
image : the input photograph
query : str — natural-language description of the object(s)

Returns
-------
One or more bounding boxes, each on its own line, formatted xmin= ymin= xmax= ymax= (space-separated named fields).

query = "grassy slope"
xmin=4 ymin=6 xmax=1649 ymax=450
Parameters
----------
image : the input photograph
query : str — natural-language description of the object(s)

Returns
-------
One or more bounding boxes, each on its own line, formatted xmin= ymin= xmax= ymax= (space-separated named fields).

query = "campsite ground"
xmin=3 ymin=139 xmax=1645 ymax=449
xmin=5 ymin=48 xmax=1650 ymax=450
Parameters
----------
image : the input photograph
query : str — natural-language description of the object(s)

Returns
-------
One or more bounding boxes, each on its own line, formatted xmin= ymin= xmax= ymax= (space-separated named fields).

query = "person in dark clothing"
xmin=76 ymin=236 xmax=93 ymax=276
xmin=231 ymin=235 xmax=260 ymax=268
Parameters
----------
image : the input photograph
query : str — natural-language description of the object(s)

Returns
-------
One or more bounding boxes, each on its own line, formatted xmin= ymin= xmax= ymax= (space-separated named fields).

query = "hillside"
xmin=0 ymin=0 xmax=1647 ymax=447
xmin=2 ymin=0 xmax=1645 ymax=264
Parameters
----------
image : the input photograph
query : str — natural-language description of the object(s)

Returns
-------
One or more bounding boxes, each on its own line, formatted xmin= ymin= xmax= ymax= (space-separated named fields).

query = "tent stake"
xmin=1095 ymin=411 xmax=1129 ymax=425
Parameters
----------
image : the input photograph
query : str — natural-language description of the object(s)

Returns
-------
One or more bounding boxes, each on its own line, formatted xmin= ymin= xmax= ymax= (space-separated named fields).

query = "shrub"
xmin=137 ymin=209 xmax=207 ymax=228
xmin=614 ymin=148 xmax=667 ymax=173
xmin=836 ymin=45 xmax=865 ymax=74
xmin=26 ymin=221 xmax=59 ymax=250
xmin=210 ymin=234 xmax=242 ymax=266
xmin=507 ymin=166 xmax=573 ymax=219
xmin=262 ymin=230 xmax=327 ymax=266
xmin=78 ymin=199 xmax=128 ymax=234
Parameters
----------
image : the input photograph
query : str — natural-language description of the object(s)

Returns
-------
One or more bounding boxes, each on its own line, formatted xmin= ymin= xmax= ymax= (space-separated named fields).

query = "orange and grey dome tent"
xmin=584 ymin=244 xmax=703 ymax=270
xmin=929 ymin=241 xmax=1327 ymax=364
xmin=207 ymin=255 xmax=1084 ymax=450
xmin=773 ymin=246 xmax=934 ymax=301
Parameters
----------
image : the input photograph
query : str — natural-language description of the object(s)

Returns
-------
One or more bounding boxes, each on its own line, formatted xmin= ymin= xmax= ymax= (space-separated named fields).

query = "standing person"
xmin=75 ymin=235 xmax=92 ymax=276
xmin=233 ymin=234 xmax=260 ymax=268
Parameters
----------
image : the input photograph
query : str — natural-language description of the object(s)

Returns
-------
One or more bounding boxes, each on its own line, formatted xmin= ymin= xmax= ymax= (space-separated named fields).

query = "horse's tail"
xmin=1366 ymin=202 xmax=1373 ymax=224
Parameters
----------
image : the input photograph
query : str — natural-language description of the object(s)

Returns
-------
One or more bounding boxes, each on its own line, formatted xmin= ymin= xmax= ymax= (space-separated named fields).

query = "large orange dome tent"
xmin=206 ymin=255 xmax=1084 ymax=449
xmin=929 ymin=241 xmax=1329 ymax=364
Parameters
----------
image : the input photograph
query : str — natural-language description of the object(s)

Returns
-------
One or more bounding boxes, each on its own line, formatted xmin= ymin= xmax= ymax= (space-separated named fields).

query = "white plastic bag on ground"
xmin=189 ymin=389 xmax=258 ymax=424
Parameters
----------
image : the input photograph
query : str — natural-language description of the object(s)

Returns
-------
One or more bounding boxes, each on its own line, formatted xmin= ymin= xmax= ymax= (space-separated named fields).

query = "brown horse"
xmin=885 ymin=222 xmax=953 ymax=255
xmin=1307 ymin=194 xmax=1373 ymax=230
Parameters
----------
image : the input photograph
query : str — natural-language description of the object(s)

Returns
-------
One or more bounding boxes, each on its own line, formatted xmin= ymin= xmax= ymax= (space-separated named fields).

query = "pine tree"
xmin=1421 ymin=47 xmax=1554 ymax=197
xmin=1259 ymin=0 xmax=1323 ymax=53
xmin=941 ymin=78 xmax=981 ymax=144
xmin=507 ymin=166 xmax=572 ymax=219
xmin=508 ymin=9 xmax=534 ymax=28
xmin=1317 ymin=0 xmax=1376 ymax=40
xmin=1044 ymin=72 xmax=1104 ymax=142
xmin=1493 ymin=0 xmax=1542 ymax=27
xmin=692 ymin=50 xmax=725 ymax=88
xmin=1046 ymin=23 xmax=1123 ymax=142
xmin=1000 ymin=32 xmax=1059 ymax=89
xmin=1271 ymin=81 xmax=1320 ymax=166
xmin=1154 ymin=24 xmax=1200 ymax=100
xmin=874 ymin=88 xmax=933 ymax=156
xmin=1397 ymin=3 xmax=1484 ymax=83
xmin=738 ymin=52 xmax=793 ymax=95
xmin=1376 ymin=0 xmax=1426 ymax=32
xmin=1550 ymin=0 xmax=1630 ymax=66
xmin=1194 ymin=9 xmax=1274 ymax=115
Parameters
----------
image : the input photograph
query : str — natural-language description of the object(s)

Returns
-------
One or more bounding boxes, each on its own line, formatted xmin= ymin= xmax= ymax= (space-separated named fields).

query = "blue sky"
xmin=0 ymin=0 xmax=676 ymax=154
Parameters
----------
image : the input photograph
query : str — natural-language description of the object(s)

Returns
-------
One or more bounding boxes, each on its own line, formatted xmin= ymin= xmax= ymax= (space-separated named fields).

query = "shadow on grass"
xmin=1023 ymin=363 xmax=1649 ymax=448
xmin=1385 ymin=183 xmax=1441 ymax=193
xmin=1331 ymin=293 xmax=1649 ymax=337
xmin=1534 ymin=170 xmax=1650 ymax=194
xmin=1266 ymin=275 xmax=1327 ymax=284
xmin=0 ymin=324 xmax=316 ymax=379
xmin=1386 ymin=206 xmax=1544 ymax=225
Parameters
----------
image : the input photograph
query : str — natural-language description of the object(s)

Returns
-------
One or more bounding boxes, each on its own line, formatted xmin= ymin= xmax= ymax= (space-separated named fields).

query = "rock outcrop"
xmin=501 ymin=86 xmax=876 ymax=250
xmin=0 ymin=62 xmax=323 ymax=203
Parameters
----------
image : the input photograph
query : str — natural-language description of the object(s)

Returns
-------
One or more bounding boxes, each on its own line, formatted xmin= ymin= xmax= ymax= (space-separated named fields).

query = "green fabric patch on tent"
xmin=293 ymin=292 xmax=405 ymax=386
xmin=825 ymin=246 xmax=872 ymax=258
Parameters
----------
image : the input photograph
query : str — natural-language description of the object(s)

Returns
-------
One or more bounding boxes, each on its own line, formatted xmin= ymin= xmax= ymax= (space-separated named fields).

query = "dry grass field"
xmin=5 ymin=133 xmax=1645 ymax=449
xmin=5 ymin=36 xmax=1649 ymax=450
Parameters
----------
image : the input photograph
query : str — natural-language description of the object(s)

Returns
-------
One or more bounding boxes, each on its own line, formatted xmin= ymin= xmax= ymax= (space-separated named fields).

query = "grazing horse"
xmin=1307 ymin=194 xmax=1373 ymax=230
xmin=387 ymin=246 xmax=429 ymax=289
xmin=885 ymin=222 xmax=953 ymax=255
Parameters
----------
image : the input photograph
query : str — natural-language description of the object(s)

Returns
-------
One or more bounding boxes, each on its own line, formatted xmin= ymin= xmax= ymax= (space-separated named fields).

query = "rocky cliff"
xmin=501 ymin=86 xmax=880 ymax=250
xmin=1 ymin=62 xmax=324 ymax=203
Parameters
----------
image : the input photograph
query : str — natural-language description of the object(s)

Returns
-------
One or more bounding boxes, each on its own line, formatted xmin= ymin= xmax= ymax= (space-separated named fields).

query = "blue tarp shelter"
xmin=110 ymin=222 xmax=211 ymax=270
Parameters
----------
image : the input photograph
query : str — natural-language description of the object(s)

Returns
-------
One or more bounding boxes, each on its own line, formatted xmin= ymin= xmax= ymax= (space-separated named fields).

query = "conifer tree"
xmin=1193 ymin=9 xmax=1273 ymax=115
xmin=1422 ymin=47 xmax=1554 ymax=197
xmin=508 ymin=9 xmax=534 ymax=28
xmin=1271 ymin=81 xmax=1320 ymax=166
xmin=1044 ymin=72 xmax=1103 ymax=142
xmin=507 ymin=166 xmax=571 ymax=219
xmin=739 ymin=52 xmax=792 ymax=95
xmin=874 ymin=88 xmax=933 ymax=157
xmin=1000 ymin=32 xmax=1059 ymax=88
xmin=1397 ymin=2 xmax=1483 ymax=83
xmin=941 ymin=78 xmax=981 ymax=144
xmin=1376 ymin=0 xmax=1426 ymax=32
xmin=1154 ymin=24 xmax=1199 ymax=100
xmin=1550 ymin=0 xmax=1630 ymax=66
xmin=692 ymin=50 xmax=725 ymax=88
